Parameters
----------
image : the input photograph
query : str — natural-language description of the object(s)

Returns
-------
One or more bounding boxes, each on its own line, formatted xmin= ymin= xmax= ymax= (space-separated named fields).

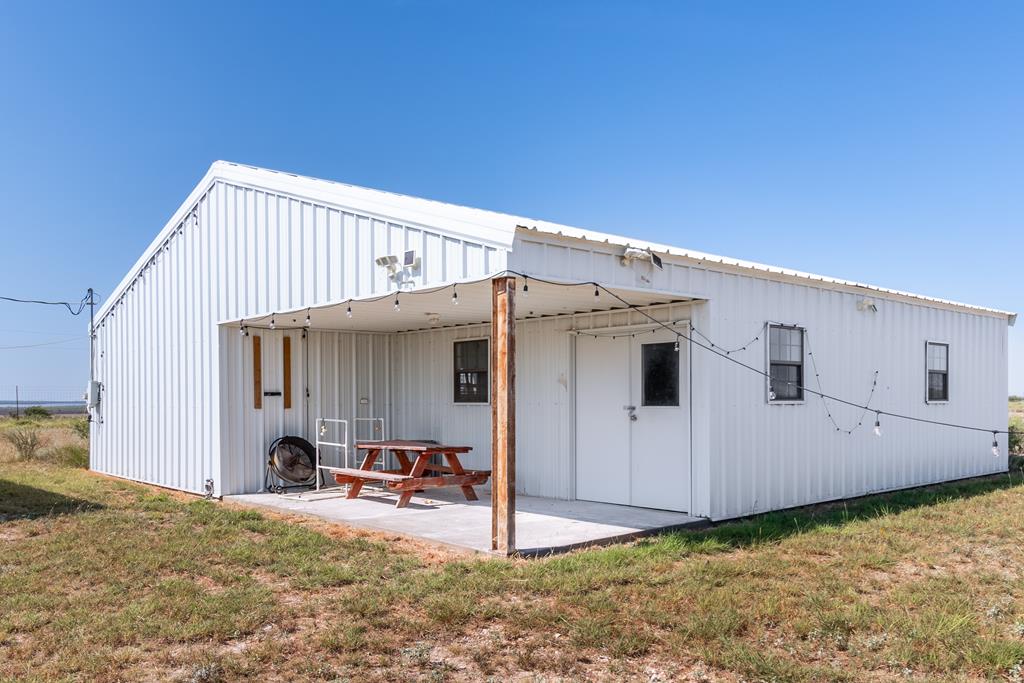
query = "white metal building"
xmin=89 ymin=161 xmax=1015 ymax=547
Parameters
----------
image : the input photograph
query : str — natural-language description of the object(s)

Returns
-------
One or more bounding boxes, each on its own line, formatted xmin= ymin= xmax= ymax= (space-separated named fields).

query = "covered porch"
xmin=228 ymin=487 xmax=706 ymax=555
xmin=220 ymin=272 xmax=705 ymax=555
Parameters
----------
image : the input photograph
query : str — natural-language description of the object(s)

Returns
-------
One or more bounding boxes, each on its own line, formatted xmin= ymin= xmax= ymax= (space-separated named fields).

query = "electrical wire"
xmin=0 ymin=293 xmax=91 ymax=316
xmin=0 ymin=336 xmax=88 ymax=350
xmin=191 ymin=267 xmax=1010 ymax=437
xmin=500 ymin=270 xmax=1010 ymax=436
xmin=804 ymin=328 xmax=879 ymax=434
xmin=691 ymin=323 xmax=765 ymax=355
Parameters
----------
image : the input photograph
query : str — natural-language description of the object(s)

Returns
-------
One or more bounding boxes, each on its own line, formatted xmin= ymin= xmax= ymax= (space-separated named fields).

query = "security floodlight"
xmin=375 ymin=254 xmax=399 ymax=274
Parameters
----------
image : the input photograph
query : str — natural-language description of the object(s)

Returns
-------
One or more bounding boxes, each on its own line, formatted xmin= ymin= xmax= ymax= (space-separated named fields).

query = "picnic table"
xmin=328 ymin=440 xmax=491 ymax=508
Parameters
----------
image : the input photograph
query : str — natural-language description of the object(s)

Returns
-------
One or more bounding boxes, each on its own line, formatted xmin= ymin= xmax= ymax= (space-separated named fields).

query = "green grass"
xmin=2 ymin=446 xmax=1023 ymax=681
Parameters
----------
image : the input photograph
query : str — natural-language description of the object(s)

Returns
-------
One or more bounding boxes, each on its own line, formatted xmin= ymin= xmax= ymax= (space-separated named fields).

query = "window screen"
xmin=768 ymin=324 xmax=804 ymax=401
xmin=453 ymin=339 xmax=488 ymax=403
xmin=642 ymin=342 xmax=679 ymax=406
xmin=926 ymin=342 xmax=949 ymax=402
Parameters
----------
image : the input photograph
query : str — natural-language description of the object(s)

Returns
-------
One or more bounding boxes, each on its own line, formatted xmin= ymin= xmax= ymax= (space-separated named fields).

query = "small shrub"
xmin=47 ymin=444 xmax=89 ymax=468
xmin=22 ymin=406 xmax=51 ymax=419
xmin=2 ymin=428 xmax=47 ymax=460
xmin=71 ymin=419 xmax=90 ymax=441
xmin=1009 ymin=417 xmax=1023 ymax=455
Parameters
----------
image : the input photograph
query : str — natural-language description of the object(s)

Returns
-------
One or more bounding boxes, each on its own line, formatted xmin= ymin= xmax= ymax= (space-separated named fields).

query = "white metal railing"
xmin=314 ymin=418 xmax=348 ymax=491
xmin=314 ymin=416 xmax=387 ymax=491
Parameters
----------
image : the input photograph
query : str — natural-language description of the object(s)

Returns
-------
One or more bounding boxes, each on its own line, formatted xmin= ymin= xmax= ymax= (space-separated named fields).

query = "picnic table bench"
xmin=327 ymin=439 xmax=490 ymax=508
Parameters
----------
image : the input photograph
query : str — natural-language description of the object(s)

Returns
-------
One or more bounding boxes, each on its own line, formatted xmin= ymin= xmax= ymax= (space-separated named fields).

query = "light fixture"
xmin=873 ymin=413 xmax=882 ymax=437
xmin=594 ymin=286 xmax=600 ymax=297
xmin=394 ymin=295 xmax=400 ymax=312
xmin=451 ymin=285 xmax=459 ymax=305
xmin=346 ymin=304 xmax=353 ymax=319
xmin=320 ymin=422 xmax=327 ymax=437
xmin=673 ymin=340 xmax=680 ymax=352
xmin=269 ymin=316 xmax=276 ymax=330
xmin=239 ymin=325 xmax=247 ymax=337
xmin=992 ymin=432 xmax=1000 ymax=457
xmin=305 ymin=309 xmax=311 ymax=327
xmin=769 ymin=390 xmax=776 ymax=401
xmin=522 ymin=278 xmax=529 ymax=297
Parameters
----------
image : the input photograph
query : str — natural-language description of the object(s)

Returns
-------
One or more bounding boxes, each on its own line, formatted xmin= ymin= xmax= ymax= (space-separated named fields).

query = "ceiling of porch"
xmin=231 ymin=277 xmax=699 ymax=334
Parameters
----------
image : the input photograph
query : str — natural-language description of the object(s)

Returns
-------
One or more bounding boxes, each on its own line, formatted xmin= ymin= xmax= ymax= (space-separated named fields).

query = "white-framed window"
xmin=925 ymin=341 xmax=949 ymax=403
xmin=453 ymin=338 xmax=489 ymax=404
xmin=767 ymin=323 xmax=805 ymax=402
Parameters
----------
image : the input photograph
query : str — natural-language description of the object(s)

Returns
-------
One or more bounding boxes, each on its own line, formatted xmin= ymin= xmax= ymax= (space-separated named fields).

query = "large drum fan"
xmin=264 ymin=435 xmax=317 ymax=493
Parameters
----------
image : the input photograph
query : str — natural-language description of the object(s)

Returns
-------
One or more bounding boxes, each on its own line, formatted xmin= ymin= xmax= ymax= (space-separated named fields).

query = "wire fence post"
xmin=14 ymin=385 xmax=19 ymax=419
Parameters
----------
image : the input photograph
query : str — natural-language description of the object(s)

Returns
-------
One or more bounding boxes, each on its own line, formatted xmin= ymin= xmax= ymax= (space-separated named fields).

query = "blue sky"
xmin=0 ymin=1 xmax=1021 ymax=397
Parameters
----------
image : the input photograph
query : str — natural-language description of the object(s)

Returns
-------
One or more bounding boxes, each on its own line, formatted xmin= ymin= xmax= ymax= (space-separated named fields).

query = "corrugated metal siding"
xmin=511 ymin=233 xmax=1009 ymax=520
xmin=92 ymin=180 xmax=503 ymax=496
xmin=388 ymin=305 xmax=694 ymax=500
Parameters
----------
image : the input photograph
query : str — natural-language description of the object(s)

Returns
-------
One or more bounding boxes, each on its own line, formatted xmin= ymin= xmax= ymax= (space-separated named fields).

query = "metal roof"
xmin=97 ymin=161 xmax=1016 ymax=325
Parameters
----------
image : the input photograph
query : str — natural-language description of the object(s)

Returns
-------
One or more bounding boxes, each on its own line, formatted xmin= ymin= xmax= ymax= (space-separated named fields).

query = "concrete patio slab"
xmin=226 ymin=486 xmax=709 ymax=555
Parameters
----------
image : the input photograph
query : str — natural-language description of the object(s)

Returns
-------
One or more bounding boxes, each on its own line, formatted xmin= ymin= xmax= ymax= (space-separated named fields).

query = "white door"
xmin=575 ymin=325 xmax=690 ymax=512
xmin=243 ymin=330 xmax=307 ymax=491
xmin=575 ymin=334 xmax=631 ymax=505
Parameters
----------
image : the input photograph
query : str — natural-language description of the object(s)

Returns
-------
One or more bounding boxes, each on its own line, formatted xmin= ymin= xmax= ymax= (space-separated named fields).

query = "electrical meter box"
xmin=85 ymin=380 xmax=101 ymax=410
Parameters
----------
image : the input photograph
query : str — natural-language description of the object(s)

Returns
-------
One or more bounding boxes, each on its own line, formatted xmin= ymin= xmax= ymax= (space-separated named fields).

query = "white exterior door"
xmin=575 ymin=325 xmax=691 ymax=512
xmin=244 ymin=330 xmax=307 ymax=490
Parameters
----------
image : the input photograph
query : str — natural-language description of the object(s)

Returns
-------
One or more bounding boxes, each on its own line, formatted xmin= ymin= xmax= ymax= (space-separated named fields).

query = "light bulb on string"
xmin=673 ymin=340 xmax=680 ymax=352
xmin=394 ymin=295 xmax=400 ymax=312
xmin=320 ymin=422 xmax=327 ymax=437
xmin=451 ymin=285 xmax=459 ymax=305
xmin=594 ymin=286 xmax=599 ymax=298
xmin=992 ymin=432 xmax=1000 ymax=457
xmin=873 ymin=413 xmax=882 ymax=437
xmin=522 ymin=278 xmax=529 ymax=298
xmin=269 ymin=316 xmax=276 ymax=330
xmin=346 ymin=305 xmax=353 ymax=319
xmin=305 ymin=309 xmax=311 ymax=327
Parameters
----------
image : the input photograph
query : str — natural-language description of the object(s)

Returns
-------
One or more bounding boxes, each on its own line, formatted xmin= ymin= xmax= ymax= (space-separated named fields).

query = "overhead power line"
xmin=0 ymin=336 xmax=88 ymax=350
xmin=0 ymin=293 xmax=91 ymax=316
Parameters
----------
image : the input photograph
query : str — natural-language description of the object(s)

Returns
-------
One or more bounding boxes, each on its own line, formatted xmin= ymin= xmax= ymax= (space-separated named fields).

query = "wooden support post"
xmin=252 ymin=335 xmax=262 ymax=410
xmin=491 ymin=277 xmax=516 ymax=554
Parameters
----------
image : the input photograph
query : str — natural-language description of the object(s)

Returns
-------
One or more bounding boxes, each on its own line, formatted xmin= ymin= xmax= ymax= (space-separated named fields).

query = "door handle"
xmin=624 ymin=405 xmax=637 ymax=421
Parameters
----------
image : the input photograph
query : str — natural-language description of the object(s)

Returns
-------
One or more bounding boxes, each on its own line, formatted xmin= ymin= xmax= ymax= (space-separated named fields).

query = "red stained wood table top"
xmin=354 ymin=439 xmax=473 ymax=453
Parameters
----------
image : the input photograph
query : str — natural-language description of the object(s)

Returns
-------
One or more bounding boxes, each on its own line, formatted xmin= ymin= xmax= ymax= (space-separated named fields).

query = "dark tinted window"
xmin=642 ymin=342 xmax=679 ymax=406
xmin=454 ymin=339 xmax=488 ymax=403
xmin=769 ymin=325 xmax=804 ymax=401
xmin=926 ymin=342 xmax=949 ymax=401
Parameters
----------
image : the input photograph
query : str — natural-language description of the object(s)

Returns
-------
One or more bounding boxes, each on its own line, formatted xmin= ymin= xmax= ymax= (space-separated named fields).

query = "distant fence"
xmin=0 ymin=386 xmax=86 ymax=416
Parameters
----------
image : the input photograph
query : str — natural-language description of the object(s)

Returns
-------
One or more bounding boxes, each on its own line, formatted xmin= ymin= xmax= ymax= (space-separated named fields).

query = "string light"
xmin=673 ymin=340 xmax=680 ymax=352
xmin=992 ymin=432 xmax=1000 ymax=457
xmin=346 ymin=304 xmax=353 ymax=318
xmin=451 ymin=285 xmax=459 ymax=305
xmin=394 ymin=295 xmax=400 ymax=312
xmin=305 ymin=309 xmax=311 ymax=327
xmin=522 ymin=277 xmax=529 ymax=297
xmin=269 ymin=315 xmax=276 ymax=330
xmin=594 ymin=286 xmax=600 ymax=297
xmin=873 ymin=413 xmax=882 ymax=437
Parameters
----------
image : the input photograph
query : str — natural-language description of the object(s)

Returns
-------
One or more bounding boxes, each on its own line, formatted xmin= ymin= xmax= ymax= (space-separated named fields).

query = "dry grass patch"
xmin=2 ymin=420 xmax=1023 ymax=681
